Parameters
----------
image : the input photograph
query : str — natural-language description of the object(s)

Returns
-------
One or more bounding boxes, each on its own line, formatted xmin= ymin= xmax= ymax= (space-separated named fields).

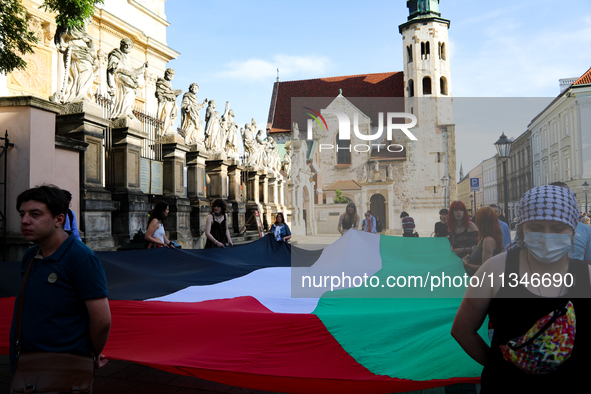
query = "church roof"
xmin=267 ymin=72 xmax=405 ymax=134
xmin=573 ymin=66 xmax=591 ymax=86
xmin=324 ymin=180 xmax=363 ymax=191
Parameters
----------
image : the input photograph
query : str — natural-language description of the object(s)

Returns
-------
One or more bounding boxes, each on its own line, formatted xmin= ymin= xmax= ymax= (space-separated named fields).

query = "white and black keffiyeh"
xmin=505 ymin=185 xmax=580 ymax=252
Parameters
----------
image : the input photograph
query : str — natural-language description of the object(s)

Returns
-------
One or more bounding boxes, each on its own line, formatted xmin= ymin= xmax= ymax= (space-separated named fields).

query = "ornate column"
xmin=109 ymin=118 xmax=151 ymax=246
xmin=161 ymin=134 xmax=192 ymax=245
xmin=258 ymin=169 xmax=270 ymax=229
xmin=186 ymin=146 xmax=210 ymax=239
xmin=267 ymin=173 xmax=279 ymax=223
xmin=205 ymin=159 xmax=229 ymax=199
xmin=206 ymin=158 xmax=231 ymax=229
xmin=245 ymin=167 xmax=262 ymax=231
xmin=55 ymin=99 xmax=116 ymax=250
xmin=228 ymin=161 xmax=245 ymax=234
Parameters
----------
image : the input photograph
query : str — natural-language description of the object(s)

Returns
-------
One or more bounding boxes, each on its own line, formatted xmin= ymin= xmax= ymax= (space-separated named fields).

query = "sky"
xmin=164 ymin=0 xmax=591 ymax=176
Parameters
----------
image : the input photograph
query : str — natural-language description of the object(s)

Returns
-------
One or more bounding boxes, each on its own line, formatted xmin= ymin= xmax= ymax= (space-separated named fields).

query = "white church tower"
xmin=399 ymin=0 xmax=451 ymax=99
xmin=397 ymin=0 xmax=457 ymax=219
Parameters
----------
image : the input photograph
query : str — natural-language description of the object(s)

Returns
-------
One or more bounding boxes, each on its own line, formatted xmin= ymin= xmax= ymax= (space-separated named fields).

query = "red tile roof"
xmin=573 ymin=66 xmax=591 ymax=85
xmin=267 ymin=72 xmax=405 ymax=133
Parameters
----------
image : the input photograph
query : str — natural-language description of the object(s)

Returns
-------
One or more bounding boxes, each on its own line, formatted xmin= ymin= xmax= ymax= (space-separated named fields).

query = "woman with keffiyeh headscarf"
xmin=451 ymin=185 xmax=591 ymax=393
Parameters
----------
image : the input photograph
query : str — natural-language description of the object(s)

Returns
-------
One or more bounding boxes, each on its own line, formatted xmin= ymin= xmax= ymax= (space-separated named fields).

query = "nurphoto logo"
xmin=302 ymin=106 xmax=418 ymax=154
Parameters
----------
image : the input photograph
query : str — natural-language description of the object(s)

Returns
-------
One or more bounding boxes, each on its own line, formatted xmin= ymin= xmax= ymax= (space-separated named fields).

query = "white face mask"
xmin=524 ymin=231 xmax=572 ymax=264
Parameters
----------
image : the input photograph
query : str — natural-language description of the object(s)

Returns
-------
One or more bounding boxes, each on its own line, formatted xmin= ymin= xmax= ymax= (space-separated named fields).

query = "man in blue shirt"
xmin=362 ymin=211 xmax=377 ymax=234
xmin=10 ymin=185 xmax=111 ymax=372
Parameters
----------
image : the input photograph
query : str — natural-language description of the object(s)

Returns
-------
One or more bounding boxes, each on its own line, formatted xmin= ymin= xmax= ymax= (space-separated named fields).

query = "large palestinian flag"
xmin=0 ymin=231 xmax=486 ymax=393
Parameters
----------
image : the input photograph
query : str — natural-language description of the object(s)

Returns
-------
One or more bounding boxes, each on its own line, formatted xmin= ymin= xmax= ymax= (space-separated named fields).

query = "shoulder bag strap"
xmin=14 ymin=257 xmax=36 ymax=358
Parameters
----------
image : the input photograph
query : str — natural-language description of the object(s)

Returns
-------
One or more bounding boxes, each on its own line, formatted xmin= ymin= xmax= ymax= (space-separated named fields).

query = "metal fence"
xmin=93 ymin=93 xmax=163 ymax=188
xmin=134 ymin=108 xmax=163 ymax=161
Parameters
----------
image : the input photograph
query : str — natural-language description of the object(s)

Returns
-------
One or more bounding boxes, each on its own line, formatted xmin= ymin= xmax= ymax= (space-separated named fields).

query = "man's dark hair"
xmin=63 ymin=189 xmax=72 ymax=202
xmin=439 ymin=208 xmax=449 ymax=215
xmin=400 ymin=211 xmax=409 ymax=219
xmin=16 ymin=185 xmax=69 ymax=218
xmin=550 ymin=181 xmax=568 ymax=188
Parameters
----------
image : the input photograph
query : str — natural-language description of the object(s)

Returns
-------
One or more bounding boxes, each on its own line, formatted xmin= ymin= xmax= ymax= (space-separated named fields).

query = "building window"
xmin=336 ymin=137 xmax=351 ymax=165
xmin=565 ymin=158 xmax=571 ymax=180
xmin=422 ymin=76 xmax=432 ymax=95
xmin=408 ymin=79 xmax=414 ymax=97
xmin=553 ymin=123 xmax=557 ymax=144
xmin=565 ymin=115 xmax=569 ymax=136
xmin=407 ymin=45 xmax=413 ymax=63
xmin=440 ymin=77 xmax=448 ymax=95
xmin=421 ymin=41 xmax=430 ymax=59
xmin=438 ymin=42 xmax=446 ymax=60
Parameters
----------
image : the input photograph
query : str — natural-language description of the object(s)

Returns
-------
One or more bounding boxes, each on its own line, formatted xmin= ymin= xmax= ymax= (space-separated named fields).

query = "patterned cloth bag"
xmin=500 ymin=301 xmax=576 ymax=375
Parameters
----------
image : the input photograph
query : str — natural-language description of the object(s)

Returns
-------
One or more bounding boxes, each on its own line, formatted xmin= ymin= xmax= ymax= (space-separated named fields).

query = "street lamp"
xmin=583 ymin=181 xmax=589 ymax=214
xmin=469 ymin=193 xmax=474 ymax=217
xmin=441 ymin=175 xmax=449 ymax=208
xmin=495 ymin=133 xmax=513 ymax=221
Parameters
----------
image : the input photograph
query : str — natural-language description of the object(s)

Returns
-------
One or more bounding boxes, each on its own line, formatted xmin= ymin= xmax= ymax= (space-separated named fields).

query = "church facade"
xmin=267 ymin=0 xmax=457 ymax=236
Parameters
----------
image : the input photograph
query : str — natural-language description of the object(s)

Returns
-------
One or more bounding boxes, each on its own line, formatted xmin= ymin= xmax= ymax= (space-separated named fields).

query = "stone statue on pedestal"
xmin=51 ymin=23 xmax=97 ymax=103
xmin=204 ymin=100 xmax=222 ymax=152
xmin=387 ymin=163 xmax=394 ymax=180
xmin=222 ymin=107 xmax=240 ymax=159
xmin=374 ymin=160 xmax=380 ymax=172
xmin=156 ymin=68 xmax=183 ymax=135
xmin=292 ymin=122 xmax=300 ymax=140
xmin=181 ymin=83 xmax=208 ymax=145
xmin=107 ymin=38 xmax=148 ymax=120
xmin=283 ymin=145 xmax=292 ymax=177
xmin=265 ymin=136 xmax=281 ymax=173
xmin=253 ymin=130 xmax=267 ymax=168
xmin=242 ymin=120 xmax=256 ymax=166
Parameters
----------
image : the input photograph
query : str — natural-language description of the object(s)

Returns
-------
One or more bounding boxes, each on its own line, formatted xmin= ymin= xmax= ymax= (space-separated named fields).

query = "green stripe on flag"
xmin=313 ymin=235 xmax=489 ymax=381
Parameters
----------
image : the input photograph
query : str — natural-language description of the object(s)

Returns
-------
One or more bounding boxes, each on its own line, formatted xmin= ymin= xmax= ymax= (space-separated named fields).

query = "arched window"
xmin=438 ymin=42 xmax=446 ymax=60
xmin=336 ymin=137 xmax=351 ymax=165
xmin=440 ymin=76 xmax=448 ymax=95
xmin=408 ymin=79 xmax=415 ymax=97
xmin=421 ymin=42 xmax=430 ymax=60
xmin=422 ymin=76 xmax=432 ymax=95
xmin=407 ymin=45 xmax=413 ymax=63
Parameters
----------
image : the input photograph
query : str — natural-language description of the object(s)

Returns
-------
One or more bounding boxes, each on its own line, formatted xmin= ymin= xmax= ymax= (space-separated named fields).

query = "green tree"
xmin=0 ymin=0 xmax=38 ymax=73
xmin=40 ymin=0 xmax=104 ymax=29
xmin=333 ymin=189 xmax=349 ymax=204
xmin=0 ymin=0 xmax=103 ymax=74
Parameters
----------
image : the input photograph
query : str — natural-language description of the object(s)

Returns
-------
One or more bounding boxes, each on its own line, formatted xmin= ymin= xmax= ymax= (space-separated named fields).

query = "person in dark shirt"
xmin=10 ymin=185 xmax=111 ymax=372
xmin=400 ymin=211 xmax=416 ymax=237
xmin=434 ymin=208 xmax=449 ymax=237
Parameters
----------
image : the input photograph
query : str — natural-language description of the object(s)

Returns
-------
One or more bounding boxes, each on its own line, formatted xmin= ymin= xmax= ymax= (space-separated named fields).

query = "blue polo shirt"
xmin=10 ymin=234 xmax=108 ymax=370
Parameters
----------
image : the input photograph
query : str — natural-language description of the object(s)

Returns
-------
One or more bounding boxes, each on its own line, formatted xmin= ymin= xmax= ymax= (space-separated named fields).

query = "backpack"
xmin=375 ymin=218 xmax=383 ymax=233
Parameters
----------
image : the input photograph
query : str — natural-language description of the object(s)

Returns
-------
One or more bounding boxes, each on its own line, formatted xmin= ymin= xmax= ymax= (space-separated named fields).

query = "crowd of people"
xmin=9 ymin=182 xmax=591 ymax=392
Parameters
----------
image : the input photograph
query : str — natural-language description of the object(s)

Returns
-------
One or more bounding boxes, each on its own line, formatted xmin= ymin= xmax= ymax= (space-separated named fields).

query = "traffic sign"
xmin=470 ymin=178 xmax=480 ymax=192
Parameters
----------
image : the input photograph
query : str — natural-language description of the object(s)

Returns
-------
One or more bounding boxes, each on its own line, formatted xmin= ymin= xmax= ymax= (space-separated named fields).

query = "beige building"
xmin=0 ymin=0 xmax=179 ymax=113
xmin=529 ymin=67 xmax=591 ymax=213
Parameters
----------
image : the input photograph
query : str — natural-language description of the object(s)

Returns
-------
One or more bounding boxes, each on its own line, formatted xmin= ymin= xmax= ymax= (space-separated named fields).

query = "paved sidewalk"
xmin=291 ymin=234 xmax=340 ymax=250
xmin=1 ymin=355 xmax=477 ymax=394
